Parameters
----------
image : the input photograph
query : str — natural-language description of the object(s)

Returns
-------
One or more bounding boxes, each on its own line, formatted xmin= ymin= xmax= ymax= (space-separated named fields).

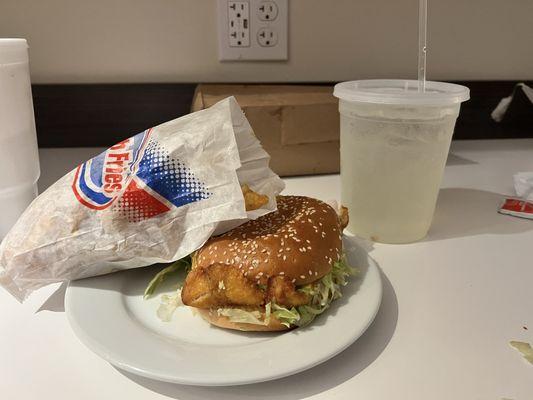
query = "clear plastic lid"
xmin=334 ymin=79 xmax=470 ymax=106
xmin=0 ymin=38 xmax=29 ymax=64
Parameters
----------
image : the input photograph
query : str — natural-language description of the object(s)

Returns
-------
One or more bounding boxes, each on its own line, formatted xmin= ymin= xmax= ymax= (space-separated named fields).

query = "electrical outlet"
xmin=257 ymin=1 xmax=278 ymax=21
xmin=257 ymin=28 xmax=277 ymax=47
xmin=217 ymin=0 xmax=288 ymax=61
xmin=228 ymin=1 xmax=249 ymax=47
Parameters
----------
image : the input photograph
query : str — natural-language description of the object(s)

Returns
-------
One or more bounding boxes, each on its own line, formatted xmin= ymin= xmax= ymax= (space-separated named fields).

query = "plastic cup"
xmin=0 ymin=39 xmax=40 ymax=239
xmin=334 ymin=79 xmax=470 ymax=243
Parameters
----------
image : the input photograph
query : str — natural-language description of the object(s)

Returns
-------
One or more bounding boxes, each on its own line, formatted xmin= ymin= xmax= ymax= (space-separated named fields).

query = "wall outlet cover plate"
xmin=217 ymin=0 xmax=288 ymax=61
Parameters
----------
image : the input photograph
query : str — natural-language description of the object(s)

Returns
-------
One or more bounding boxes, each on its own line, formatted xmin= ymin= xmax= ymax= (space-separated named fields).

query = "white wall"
xmin=1 ymin=0 xmax=531 ymax=83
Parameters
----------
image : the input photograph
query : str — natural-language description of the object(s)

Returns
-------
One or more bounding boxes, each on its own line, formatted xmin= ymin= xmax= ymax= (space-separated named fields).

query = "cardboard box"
xmin=191 ymin=84 xmax=339 ymax=176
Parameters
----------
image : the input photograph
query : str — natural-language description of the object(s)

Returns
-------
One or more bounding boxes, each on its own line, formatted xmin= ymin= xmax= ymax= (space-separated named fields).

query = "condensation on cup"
xmin=334 ymin=80 xmax=470 ymax=244
xmin=0 ymin=39 xmax=40 ymax=239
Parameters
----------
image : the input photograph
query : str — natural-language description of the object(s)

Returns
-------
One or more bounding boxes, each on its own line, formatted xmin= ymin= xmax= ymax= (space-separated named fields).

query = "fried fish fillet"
xmin=266 ymin=276 xmax=309 ymax=307
xmin=181 ymin=264 xmax=309 ymax=308
xmin=181 ymin=263 xmax=264 ymax=308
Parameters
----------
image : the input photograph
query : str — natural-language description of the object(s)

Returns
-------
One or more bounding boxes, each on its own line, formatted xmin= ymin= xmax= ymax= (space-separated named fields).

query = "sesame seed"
xmin=283 ymin=255 xmax=286 ymax=260
xmin=279 ymin=271 xmax=285 ymax=275
xmin=308 ymin=270 xmax=312 ymax=275
xmin=300 ymin=275 xmax=306 ymax=279
xmin=292 ymin=279 xmax=296 ymax=283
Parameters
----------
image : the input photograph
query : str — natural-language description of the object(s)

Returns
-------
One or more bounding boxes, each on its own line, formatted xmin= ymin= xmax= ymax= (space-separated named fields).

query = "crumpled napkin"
xmin=498 ymin=172 xmax=533 ymax=220
xmin=0 ymin=96 xmax=284 ymax=302
xmin=514 ymin=172 xmax=533 ymax=201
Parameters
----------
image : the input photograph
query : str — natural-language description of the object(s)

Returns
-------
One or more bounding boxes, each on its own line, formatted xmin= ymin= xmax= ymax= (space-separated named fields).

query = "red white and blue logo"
xmin=72 ymin=129 xmax=211 ymax=222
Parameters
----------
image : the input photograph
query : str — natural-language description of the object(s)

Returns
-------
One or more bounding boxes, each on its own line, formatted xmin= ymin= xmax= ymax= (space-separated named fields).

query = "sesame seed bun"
xmin=195 ymin=196 xmax=343 ymax=286
xmin=197 ymin=308 xmax=289 ymax=332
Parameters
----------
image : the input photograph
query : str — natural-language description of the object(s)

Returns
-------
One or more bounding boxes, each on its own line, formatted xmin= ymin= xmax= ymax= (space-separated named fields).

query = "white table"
xmin=2 ymin=139 xmax=533 ymax=400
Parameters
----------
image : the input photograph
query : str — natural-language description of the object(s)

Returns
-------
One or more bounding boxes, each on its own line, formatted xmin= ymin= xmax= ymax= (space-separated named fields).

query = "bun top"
xmin=196 ymin=196 xmax=343 ymax=286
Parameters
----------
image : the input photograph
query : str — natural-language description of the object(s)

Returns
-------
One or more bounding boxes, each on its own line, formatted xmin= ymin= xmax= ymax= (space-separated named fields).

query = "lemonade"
xmin=334 ymin=80 xmax=469 ymax=243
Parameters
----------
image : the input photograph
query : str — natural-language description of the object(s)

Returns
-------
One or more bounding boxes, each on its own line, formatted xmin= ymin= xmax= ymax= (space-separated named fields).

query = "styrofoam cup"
xmin=0 ymin=183 xmax=38 ymax=238
xmin=0 ymin=38 xmax=40 ymax=239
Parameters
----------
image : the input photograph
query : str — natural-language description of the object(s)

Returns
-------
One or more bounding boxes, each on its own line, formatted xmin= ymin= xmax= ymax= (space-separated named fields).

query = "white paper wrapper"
xmin=0 ymin=97 xmax=284 ymax=301
xmin=514 ymin=172 xmax=533 ymax=201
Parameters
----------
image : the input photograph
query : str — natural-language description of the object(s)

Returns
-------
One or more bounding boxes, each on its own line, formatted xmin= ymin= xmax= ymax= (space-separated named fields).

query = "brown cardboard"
xmin=191 ymin=84 xmax=340 ymax=176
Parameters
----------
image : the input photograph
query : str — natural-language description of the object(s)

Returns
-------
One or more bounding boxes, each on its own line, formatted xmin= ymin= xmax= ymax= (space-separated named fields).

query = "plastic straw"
xmin=418 ymin=0 xmax=427 ymax=92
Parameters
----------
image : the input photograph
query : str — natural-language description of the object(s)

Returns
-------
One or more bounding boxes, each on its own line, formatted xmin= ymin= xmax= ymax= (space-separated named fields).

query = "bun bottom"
xmin=197 ymin=308 xmax=290 ymax=332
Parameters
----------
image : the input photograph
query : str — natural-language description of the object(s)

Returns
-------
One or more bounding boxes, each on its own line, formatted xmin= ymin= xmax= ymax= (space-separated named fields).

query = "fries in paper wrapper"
xmin=0 ymin=97 xmax=284 ymax=302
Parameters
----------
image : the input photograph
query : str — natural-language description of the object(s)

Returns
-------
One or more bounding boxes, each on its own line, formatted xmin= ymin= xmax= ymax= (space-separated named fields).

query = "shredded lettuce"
xmin=146 ymin=256 xmax=192 ymax=322
xmin=217 ymin=308 xmax=265 ymax=325
xmin=273 ymin=256 xmax=358 ymax=328
xmin=157 ymin=290 xmax=184 ymax=322
xmin=271 ymin=303 xmax=300 ymax=328
xmin=144 ymin=256 xmax=191 ymax=299
xmin=264 ymin=301 xmax=272 ymax=325
xmin=215 ymin=302 xmax=274 ymax=327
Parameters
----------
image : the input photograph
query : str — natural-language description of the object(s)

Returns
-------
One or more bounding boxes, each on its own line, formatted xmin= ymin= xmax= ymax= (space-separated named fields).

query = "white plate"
xmin=65 ymin=236 xmax=382 ymax=386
